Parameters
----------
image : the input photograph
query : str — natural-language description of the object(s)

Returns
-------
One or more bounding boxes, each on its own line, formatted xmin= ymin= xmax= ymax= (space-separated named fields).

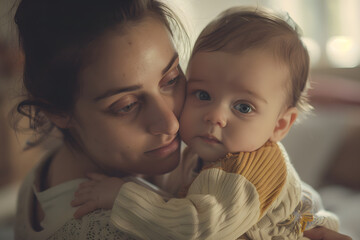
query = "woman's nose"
xmin=203 ymin=105 xmax=227 ymax=128
xmin=147 ymin=96 xmax=179 ymax=136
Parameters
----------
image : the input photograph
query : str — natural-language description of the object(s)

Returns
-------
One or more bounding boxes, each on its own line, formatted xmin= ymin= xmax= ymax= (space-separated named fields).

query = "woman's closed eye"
xmin=165 ymin=75 xmax=180 ymax=87
xmin=161 ymin=65 xmax=182 ymax=90
xmin=233 ymin=102 xmax=254 ymax=114
xmin=109 ymin=101 xmax=139 ymax=116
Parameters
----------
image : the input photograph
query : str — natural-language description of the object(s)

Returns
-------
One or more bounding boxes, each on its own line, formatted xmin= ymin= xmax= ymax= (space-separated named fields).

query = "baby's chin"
xmin=184 ymin=138 xmax=228 ymax=162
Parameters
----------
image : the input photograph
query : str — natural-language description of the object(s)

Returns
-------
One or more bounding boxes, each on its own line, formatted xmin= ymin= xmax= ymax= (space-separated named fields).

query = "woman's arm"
xmin=304 ymin=227 xmax=352 ymax=240
xmin=300 ymin=183 xmax=349 ymax=239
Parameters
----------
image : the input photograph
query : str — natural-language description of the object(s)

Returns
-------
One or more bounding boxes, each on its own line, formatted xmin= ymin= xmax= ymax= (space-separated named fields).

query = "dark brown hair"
xmin=13 ymin=0 xmax=188 ymax=147
xmin=190 ymin=6 xmax=311 ymax=112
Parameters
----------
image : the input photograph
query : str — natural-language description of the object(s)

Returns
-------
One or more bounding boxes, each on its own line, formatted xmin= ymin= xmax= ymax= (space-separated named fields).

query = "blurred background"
xmin=1 ymin=0 xmax=359 ymax=239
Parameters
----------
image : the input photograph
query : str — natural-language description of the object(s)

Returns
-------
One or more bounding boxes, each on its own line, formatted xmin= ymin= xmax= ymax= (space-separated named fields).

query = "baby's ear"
xmin=270 ymin=107 xmax=298 ymax=142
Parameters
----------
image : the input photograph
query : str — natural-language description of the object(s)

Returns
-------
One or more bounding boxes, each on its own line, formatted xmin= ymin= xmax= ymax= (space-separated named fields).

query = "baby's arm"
xmin=71 ymin=173 xmax=124 ymax=219
xmin=110 ymin=142 xmax=287 ymax=240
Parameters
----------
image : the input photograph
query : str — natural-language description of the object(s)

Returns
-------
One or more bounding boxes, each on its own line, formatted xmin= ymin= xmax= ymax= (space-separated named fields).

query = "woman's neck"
xmin=45 ymin=144 xmax=101 ymax=189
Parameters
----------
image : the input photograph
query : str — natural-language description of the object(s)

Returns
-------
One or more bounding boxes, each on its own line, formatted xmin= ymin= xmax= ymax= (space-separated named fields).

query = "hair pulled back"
xmin=14 ymin=0 xmax=186 ymax=147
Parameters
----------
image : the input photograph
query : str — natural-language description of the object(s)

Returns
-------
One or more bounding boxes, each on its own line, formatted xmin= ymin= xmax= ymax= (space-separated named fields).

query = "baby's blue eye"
xmin=195 ymin=90 xmax=211 ymax=101
xmin=234 ymin=103 xmax=252 ymax=113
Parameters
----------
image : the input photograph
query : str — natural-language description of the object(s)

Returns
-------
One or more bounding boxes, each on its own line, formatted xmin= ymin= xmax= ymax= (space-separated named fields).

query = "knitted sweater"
xmin=110 ymin=142 xmax=339 ymax=240
xmin=246 ymin=143 xmax=339 ymax=239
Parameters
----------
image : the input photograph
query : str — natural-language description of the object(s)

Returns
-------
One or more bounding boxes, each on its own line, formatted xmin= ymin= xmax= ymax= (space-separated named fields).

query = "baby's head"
xmin=180 ymin=6 xmax=311 ymax=162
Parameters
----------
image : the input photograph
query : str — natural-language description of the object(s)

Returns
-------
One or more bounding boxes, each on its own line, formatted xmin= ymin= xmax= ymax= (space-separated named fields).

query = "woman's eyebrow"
xmin=94 ymin=53 xmax=178 ymax=102
xmin=93 ymin=85 xmax=142 ymax=102
xmin=162 ymin=52 xmax=179 ymax=75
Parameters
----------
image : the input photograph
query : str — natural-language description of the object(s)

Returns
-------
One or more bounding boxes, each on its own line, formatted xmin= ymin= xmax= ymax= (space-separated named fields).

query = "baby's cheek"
xmin=223 ymin=132 xmax=250 ymax=153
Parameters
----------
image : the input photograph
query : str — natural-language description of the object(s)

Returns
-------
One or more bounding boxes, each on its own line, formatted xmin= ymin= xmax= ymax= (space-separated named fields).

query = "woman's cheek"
xmin=179 ymin=105 xmax=194 ymax=143
xmin=173 ymin=81 xmax=186 ymax=118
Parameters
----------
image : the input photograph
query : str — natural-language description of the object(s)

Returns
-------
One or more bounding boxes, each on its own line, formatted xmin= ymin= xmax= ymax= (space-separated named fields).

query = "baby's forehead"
xmin=189 ymin=50 xmax=291 ymax=100
xmin=189 ymin=48 xmax=291 ymax=84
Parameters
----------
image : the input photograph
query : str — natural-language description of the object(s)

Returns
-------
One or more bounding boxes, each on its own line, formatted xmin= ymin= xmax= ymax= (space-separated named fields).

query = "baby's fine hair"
xmin=191 ymin=6 xmax=311 ymax=112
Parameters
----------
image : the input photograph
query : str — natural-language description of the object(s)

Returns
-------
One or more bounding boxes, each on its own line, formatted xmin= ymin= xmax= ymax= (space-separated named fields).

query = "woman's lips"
xmin=145 ymin=136 xmax=180 ymax=158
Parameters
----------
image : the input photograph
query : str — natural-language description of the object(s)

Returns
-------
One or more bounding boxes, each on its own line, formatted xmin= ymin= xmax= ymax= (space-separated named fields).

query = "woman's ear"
xmin=45 ymin=112 xmax=72 ymax=129
xmin=270 ymin=107 xmax=298 ymax=142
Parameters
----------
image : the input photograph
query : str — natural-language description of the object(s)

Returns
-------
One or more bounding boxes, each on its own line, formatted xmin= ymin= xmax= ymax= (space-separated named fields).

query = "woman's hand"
xmin=304 ymin=227 xmax=352 ymax=240
xmin=71 ymin=172 xmax=125 ymax=219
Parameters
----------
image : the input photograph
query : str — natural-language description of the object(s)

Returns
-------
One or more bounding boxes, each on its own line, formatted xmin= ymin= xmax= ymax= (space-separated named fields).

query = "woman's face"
xmin=69 ymin=16 xmax=186 ymax=176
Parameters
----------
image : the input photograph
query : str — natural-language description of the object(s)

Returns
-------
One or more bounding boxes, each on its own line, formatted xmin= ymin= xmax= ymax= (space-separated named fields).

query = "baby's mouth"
xmin=199 ymin=134 xmax=222 ymax=144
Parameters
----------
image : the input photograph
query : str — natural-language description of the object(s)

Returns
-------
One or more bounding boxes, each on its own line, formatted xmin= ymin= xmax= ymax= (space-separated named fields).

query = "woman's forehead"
xmin=78 ymin=17 xmax=177 ymax=99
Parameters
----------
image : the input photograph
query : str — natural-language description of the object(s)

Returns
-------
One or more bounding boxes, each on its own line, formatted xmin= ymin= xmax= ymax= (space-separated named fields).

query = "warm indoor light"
xmin=326 ymin=36 xmax=360 ymax=68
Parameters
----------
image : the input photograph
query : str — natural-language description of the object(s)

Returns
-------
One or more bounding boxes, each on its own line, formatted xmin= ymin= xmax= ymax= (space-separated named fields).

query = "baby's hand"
xmin=71 ymin=172 xmax=125 ymax=219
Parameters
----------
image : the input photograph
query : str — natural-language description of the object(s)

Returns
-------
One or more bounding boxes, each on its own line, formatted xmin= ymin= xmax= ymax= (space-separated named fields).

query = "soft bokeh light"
xmin=326 ymin=36 xmax=360 ymax=68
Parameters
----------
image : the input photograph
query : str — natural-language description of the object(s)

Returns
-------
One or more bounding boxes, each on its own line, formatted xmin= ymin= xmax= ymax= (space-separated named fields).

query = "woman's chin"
xmin=141 ymin=149 xmax=181 ymax=176
xmin=156 ymin=151 xmax=181 ymax=175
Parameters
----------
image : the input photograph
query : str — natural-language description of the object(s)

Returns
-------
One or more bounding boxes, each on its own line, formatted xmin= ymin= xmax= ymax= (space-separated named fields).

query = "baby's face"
xmin=180 ymin=49 xmax=291 ymax=162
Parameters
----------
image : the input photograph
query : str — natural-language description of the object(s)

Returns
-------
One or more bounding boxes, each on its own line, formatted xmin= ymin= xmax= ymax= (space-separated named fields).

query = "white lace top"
xmin=14 ymin=153 xmax=136 ymax=240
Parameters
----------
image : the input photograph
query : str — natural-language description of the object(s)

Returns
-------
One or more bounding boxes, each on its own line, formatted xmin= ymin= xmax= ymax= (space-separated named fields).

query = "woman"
xmin=14 ymin=0 xmax=187 ymax=239
xmin=13 ymin=0 xmax=351 ymax=239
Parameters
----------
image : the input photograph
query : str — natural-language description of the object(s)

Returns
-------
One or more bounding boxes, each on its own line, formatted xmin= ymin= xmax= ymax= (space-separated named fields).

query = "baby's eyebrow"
xmin=238 ymin=88 xmax=268 ymax=104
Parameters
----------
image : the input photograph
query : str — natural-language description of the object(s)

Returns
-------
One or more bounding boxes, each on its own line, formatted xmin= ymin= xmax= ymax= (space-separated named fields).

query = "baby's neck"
xmin=198 ymin=157 xmax=222 ymax=171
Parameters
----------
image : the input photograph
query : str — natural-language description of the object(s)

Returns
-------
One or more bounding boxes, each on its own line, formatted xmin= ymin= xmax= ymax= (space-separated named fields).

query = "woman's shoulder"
xmin=15 ymin=150 xmax=54 ymax=239
xmin=46 ymin=145 xmax=93 ymax=188
xmin=15 ymin=150 xmax=88 ymax=239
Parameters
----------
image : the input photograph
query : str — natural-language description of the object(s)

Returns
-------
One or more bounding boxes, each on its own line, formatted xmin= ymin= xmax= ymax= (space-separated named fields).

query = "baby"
xmin=72 ymin=6 xmax=339 ymax=239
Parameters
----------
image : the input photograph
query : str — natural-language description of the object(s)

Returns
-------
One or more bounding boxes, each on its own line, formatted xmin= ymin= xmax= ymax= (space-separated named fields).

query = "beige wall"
xmin=0 ymin=0 xmax=42 ymax=186
xmin=0 ymin=82 xmax=42 ymax=187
